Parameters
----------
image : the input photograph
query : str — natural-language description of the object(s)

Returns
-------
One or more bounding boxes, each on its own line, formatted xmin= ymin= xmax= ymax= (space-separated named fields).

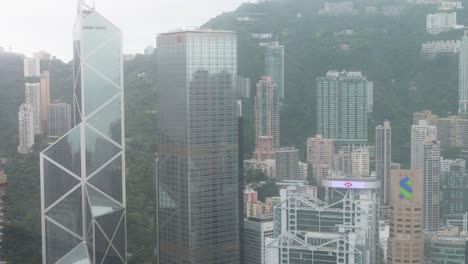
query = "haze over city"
xmin=0 ymin=0 xmax=245 ymax=61
xmin=2 ymin=0 xmax=468 ymax=263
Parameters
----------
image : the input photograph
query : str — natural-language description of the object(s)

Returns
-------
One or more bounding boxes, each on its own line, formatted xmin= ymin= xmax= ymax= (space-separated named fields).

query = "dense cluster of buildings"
xmin=17 ymin=55 xmax=71 ymax=154
xmin=16 ymin=1 xmax=468 ymax=264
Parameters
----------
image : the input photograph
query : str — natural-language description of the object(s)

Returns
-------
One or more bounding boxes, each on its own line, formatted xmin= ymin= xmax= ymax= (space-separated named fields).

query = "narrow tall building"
xmin=265 ymin=42 xmax=284 ymax=99
xmin=40 ymin=70 xmax=51 ymax=131
xmin=25 ymin=82 xmax=42 ymax=134
xmin=47 ymin=101 xmax=71 ymax=138
xmin=388 ymin=170 xmax=424 ymax=264
xmin=316 ymin=71 xmax=368 ymax=145
xmin=411 ymin=120 xmax=437 ymax=170
xmin=156 ymin=30 xmax=240 ymax=263
xmin=17 ymin=103 xmax=35 ymax=154
xmin=459 ymin=31 xmax=468 ymax=114
xmin=40 ymin=2 xmax=127 ymax=263
xmin=422 ymin=137 xmax=441 ymax=231
xmin=255 ymin=76 xmax=280 ymax=149
xmin=237 ymin=75 xmax=251 ymax=98
xmin=376 ymin=121 xmax=392 ymax=205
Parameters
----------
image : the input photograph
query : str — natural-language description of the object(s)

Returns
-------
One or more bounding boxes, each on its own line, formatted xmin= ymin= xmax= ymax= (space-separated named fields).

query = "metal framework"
xmin=268 ymin=189 xmax=371 ymax=264
xmin=40 ymin=1 xmax=126 ymax=263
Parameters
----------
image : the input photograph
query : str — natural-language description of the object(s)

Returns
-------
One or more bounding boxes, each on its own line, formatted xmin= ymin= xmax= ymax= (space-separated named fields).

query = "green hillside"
xmin=0 ymin=55 xmax=158 ymax=263
xmin=204 ymin=0 xmax=465 ymax=165
xmin=1 ymin=0 xmax=468 ymax=262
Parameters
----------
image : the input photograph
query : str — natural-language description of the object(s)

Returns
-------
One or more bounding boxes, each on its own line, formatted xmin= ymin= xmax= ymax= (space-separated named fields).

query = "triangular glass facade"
xmin=40 ymin=2 xmax=126 ymax=263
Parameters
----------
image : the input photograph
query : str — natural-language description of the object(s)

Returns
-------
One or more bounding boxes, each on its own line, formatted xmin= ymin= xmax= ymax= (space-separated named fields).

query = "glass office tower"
xmin=40 ymin=1 xmax=126 ymax=263
xmin=156 ymin=30 xmax=240 ymax=264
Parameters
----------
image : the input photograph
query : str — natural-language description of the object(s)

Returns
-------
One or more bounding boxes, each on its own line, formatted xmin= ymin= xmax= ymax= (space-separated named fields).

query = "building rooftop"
xmin=246 ymin=214 xmax=274 ymax=222
xmin=158 ymin=29 xmax=237 ymax=36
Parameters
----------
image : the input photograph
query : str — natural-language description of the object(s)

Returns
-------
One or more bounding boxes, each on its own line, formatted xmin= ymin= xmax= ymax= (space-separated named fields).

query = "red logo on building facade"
xmin=176 ymin=36 xmax=184 ymax=44
xmin=344 ymin=182 xmax=353 ymax=188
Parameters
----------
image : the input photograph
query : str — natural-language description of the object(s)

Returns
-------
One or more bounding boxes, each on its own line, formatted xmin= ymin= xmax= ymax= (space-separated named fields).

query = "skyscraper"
xmin=316 ymin=71 xmax=368 ymax=145
xmin=411 ymin=120 xmax=437 ymax=170
xmin=237 ymin=75 xmax=251 ymax=98
xmin=422 ymin=137 xmax=441 ymax=231
xmin=265 ymin=42 xmax=284 ymax=99
xmin=40 ymin=2 xmax=126 ymax=263
xmin=41 ymin=70 xmax=51 ymax=131
xmin=47 ymin=101 xmax=71 ymax=138
xmin=156 ymin=30 xmax=240 ymax=264
xmin=388 ymin=170 xmax=424 ymax=264
xmin=459 ymin=31 xmax=468 ymax=114
xmin=17 ymin=103 xmax=35 ymax=154
xmin=268 ymin=180 xmax=380 ymax=264
xmin=376 ymin=121 xmax=392 ymax=205
xmin=244 ymin=215 xmax=274 ymax=264
xmin=255 ymin=76 xmax=280 ymax=149
xmin=25 ymin=82 xmax=42 ymax=134
xmin=275 ymin=147 xmax=300 ymax=181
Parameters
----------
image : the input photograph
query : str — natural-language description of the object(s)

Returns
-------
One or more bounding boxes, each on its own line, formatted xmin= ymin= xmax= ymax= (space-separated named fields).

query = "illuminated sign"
xmin=330 ymin=181 xmax=366 ymax=189
xmin=399 ymin=176 xmax=413 ymax=200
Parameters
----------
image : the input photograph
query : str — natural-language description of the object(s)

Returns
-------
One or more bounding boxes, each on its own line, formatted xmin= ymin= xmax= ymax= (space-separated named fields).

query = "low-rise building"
xmin=319 ymin=2 xmax=359 ymax=16
xmin=421 ymin=40 xmax=461 ymax=54
xmin=431 ymin=226 xmax=468 ymax=264
xmin=426 ymin=12 xmax=458 ymax=34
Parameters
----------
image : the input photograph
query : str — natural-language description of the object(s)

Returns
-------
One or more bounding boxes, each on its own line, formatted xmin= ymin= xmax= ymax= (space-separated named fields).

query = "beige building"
xmin=413 ymin=110 xmax=438 ymax=125
xmin=307 ymin=134 xmax=334 ymax=183
xmin=40 ymin=71 xmax=50 ymax=131
xmin=388 ymin=170 xmax=424 ymax=264
xmin=351 ymin=148 xmax=370 ymax=178
xmin=254 ymin=136 xmax=276 ymax=160
xmin=306 ymin=134 xmax=334 ymax=164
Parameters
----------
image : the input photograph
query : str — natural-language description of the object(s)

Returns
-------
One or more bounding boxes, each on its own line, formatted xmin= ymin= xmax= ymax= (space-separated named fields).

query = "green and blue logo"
xmin=399 ymin=176 xmax=413 ymax=200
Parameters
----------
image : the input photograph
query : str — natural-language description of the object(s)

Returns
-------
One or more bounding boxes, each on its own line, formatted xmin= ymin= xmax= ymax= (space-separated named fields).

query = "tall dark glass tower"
xmin=40 ymin=1 xmax=126 ymax=263
xmin=156 ymin=30 xmax=240 ymax=264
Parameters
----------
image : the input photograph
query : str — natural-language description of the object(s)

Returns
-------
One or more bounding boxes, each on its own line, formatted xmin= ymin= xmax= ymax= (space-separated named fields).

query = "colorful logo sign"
xmin=344 ymin=182 xmax=353 ymax=188
xmin=399 ymin=176 xmax=413 ymax=199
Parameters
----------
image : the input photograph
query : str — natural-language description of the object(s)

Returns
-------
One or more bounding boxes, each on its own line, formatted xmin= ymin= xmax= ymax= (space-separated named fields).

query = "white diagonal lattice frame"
xmin=40 ymin=2 xmax=126 ymax=263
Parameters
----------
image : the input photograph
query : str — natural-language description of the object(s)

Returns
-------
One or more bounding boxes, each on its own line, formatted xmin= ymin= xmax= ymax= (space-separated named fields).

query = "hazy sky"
xmin=0 ymin=0 xmax=246 ymax=62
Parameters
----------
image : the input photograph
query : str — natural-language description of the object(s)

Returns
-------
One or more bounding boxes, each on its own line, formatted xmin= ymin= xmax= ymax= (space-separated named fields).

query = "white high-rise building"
xmin=422 ymin=137 xmax=441 ymax=231
xmin=25 ymin=83 xmax=42 ymax=134
xmin=244 ymin=215 xmax=274 ymax=264
xmin=17 ymin=103 xmax=35 ymax=154
xmin=351 ymin=148 xmax=370 ymax=178
xmin=23 ymin=57 xmax=40 ymax=77
xmin=459 ymin=31 xmax=468 ymax=114
xmin=426 ymin=12 xmax=457 ymax=34
xmin=411 ymin=120 xmax=437 ymax=170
